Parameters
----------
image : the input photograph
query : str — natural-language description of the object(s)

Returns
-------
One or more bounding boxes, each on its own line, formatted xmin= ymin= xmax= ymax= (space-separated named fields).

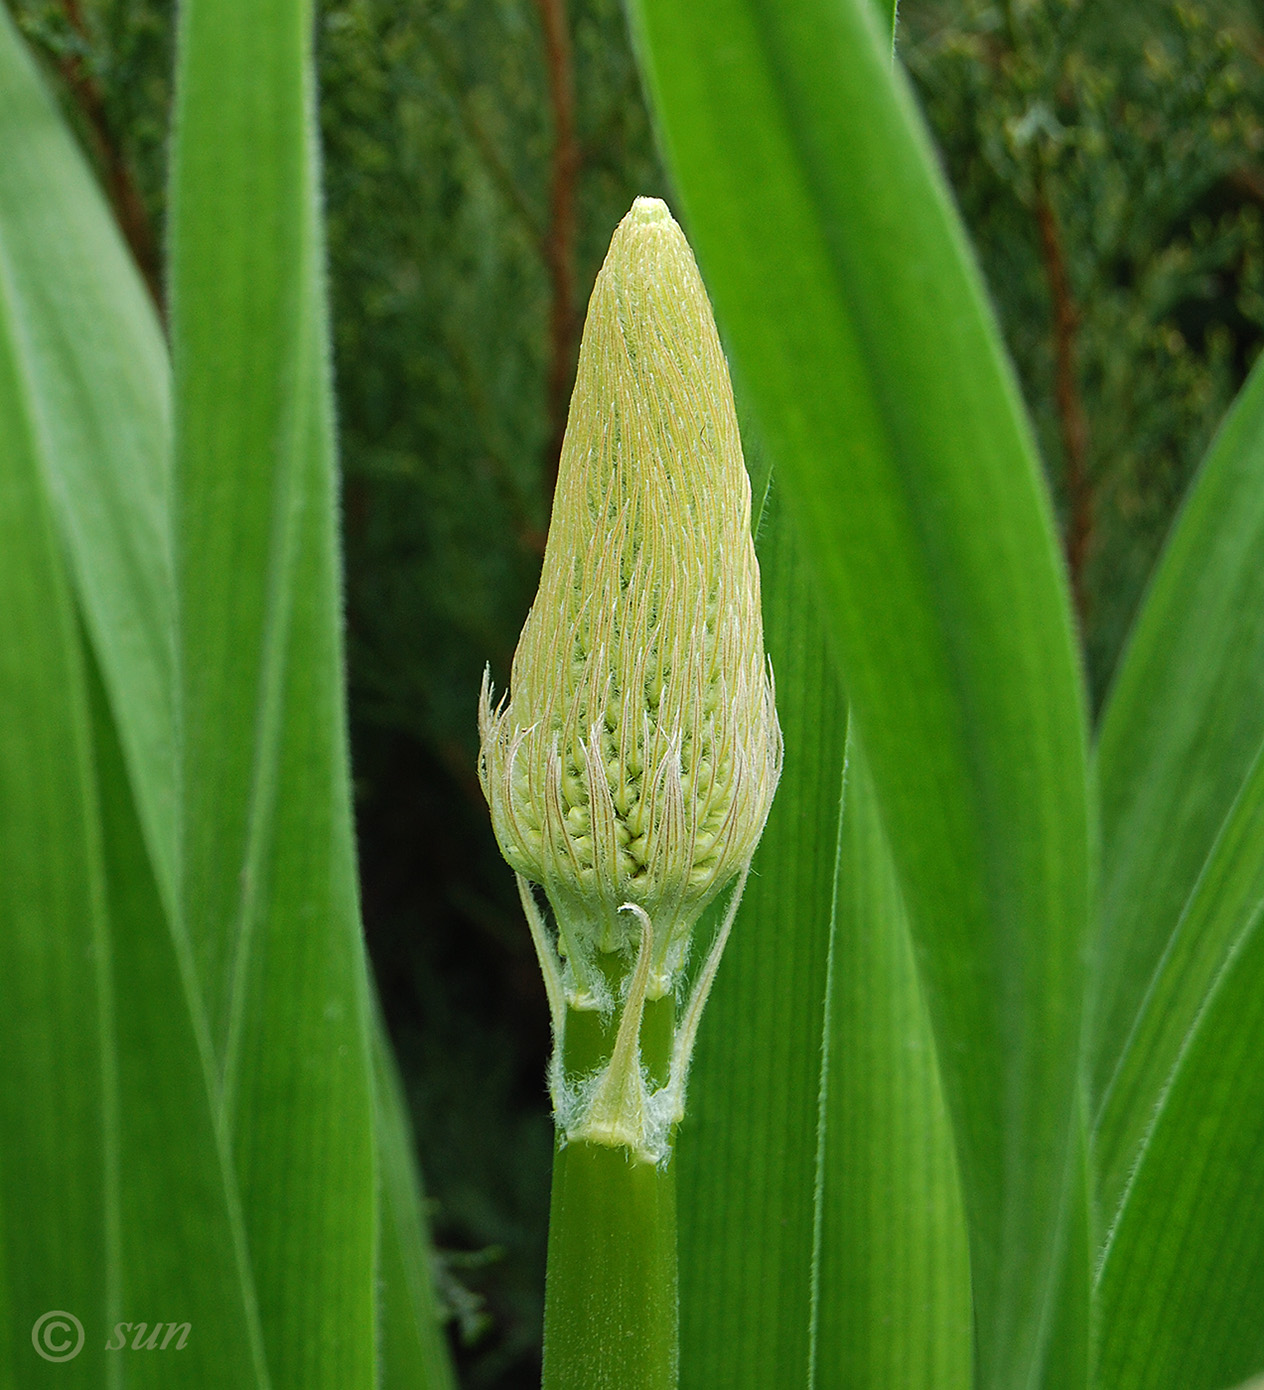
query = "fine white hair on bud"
xmin=478 ymin=196 xmax=782 ymax=1161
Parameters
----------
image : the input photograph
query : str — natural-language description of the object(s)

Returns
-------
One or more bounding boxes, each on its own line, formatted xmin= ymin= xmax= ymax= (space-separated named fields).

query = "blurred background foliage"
xmin=5 ymin=0 xmax=1264 ymax=1383
xmin=907 ymin=0 xmax=1264 ymax=699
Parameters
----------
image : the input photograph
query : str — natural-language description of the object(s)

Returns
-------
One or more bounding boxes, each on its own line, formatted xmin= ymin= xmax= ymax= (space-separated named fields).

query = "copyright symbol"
xmin=32 ymin=1311 xmax=84 ymax=1362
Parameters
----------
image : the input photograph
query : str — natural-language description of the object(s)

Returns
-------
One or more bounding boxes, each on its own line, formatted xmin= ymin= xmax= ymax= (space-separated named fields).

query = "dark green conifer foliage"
xmin=904 ymin=0 xmax=1264 ymax=697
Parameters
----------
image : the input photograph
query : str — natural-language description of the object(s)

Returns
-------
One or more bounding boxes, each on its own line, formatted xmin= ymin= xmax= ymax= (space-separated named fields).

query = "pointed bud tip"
xmin=610 ymin=198 xmax=690 ymax=271
xmin=627 ymin=195 xmax=671 ymax=225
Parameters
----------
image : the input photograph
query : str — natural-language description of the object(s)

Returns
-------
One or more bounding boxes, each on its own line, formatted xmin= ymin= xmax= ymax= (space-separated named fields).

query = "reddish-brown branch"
xmin=55 ymin=0 xmax=164 ymax=319
xmin=535 ymin=0 xmax=579 ymax=504
xmin=1034 ymin=167 xmax=1092 ymax=629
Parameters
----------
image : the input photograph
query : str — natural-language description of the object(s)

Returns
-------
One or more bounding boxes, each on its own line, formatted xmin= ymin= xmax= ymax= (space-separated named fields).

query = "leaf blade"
xmin=0 ymin=201 xmax=112 ymax=1390
xmin=1095 ymin=900 xmax=1264 ymax=1390
xmin=0 ymin=0 xmax=174 ymax=913
xmin=1091 ymin=326 xmax=1264 ymax=1390
xmin=1095 ymin=734 xmax=1264 ymax=1233
xmin=676 ymin=488 xmax=845 ymax=1386
xmin=0 ymin=15 xmax=266 ymax=1386
xmin=86 ymin=647 xmax=270 ymax=1390
xmin=1094 ymin=354 xmax=1264 ymax=1107
xmin=372 ymin=1014 xmax=458 ymax=1390
xmin=816 ymin=726 xmax=972 ymax=1390
xmin=169 ymin=0 xmax=379 ymax=1384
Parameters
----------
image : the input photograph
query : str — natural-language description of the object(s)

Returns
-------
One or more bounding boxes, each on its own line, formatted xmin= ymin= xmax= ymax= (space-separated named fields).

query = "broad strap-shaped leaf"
xmin=1094 ymin=882 xmax=1264 ymax=1390
xmin=1093 ymin=728 xmax=1264 ymax=1390
xmin=0 ymin=13 xmax=266 ymax=1386
xmin=0 ymin=199 xmax=112 ymax=1390
xmin=170 ymin=0 xmax=378 ymax=1385
xmin=0 ymin=2 xmax=175 ymax=913
xmin=676 ymin=487 xmax=845 ymax=1386
xmin=1095 ymin=733 xmax=1264 ymax=1228
xmin=1094 ymin=351 xmax=1264 ymax=1099
xmin=373 ymin=1010 xmax=458 ymax=1390
xmin=816 ymin=725 xmax=972 ymax=1390
xmin=1091 ymin=336 xmax=1264 ymax=1390
xmin=1041 ymin=1106 xmax=1092 ymax=1390
xmin=872 ymin=0 xmax=900 ymax=54
xmin=85 ymin=650 xmax=270 ymax=1389
xmin=680 ymin=484 xmax=971 ymax=1390
xmin=627 ymin=2 xmax=1092 ymax=1387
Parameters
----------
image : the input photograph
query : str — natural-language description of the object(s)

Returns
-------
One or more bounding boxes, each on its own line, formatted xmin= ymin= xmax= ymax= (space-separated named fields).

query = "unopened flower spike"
xmin=478 ymin=196 xmax=782 ymax=1164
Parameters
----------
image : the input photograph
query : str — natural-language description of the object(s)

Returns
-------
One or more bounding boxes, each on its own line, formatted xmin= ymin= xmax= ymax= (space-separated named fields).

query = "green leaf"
xmin=1093 ymin=727 xmax=1264 ymax=1389
xmin=679 ymin=477 xmax=969 ymax=1390
xmin=0 ymin=12 xmax=265 ymax=1385
xmin=0 ymin=196 xmax=112 ymax=1390
xmin=169 ymin=0 xmax=378 ymax=1384
xmin=373 ymin=1011 xmax=457 ymax=1390
xmin=1091 ymin=342 xmax=1264 ymax=1390
xmin=872 ymin=0 xmax=899 ymax=53
xmin=1040 ymin=1109 xmax=1092 ymax=1390
xmin=1094 ymin=354 xmax=1264 ymax=1104
xmin=0 ymin=0 xmax=174 ymax=915
xmin=627 ymin=2 xmax=1091 ymax=1387
xmin=816 ymin=725 xmax=972 ymax=1390
xmin=1094 ymin=871 xmax=1264 ymax=1390
xmin=1095 ymin=732 xmax=1264 ymax=1231
xmin=676 ymin=487 xmax=845 ymax=1385
xmin=85 ymin=647 xmax=269 ymax=1389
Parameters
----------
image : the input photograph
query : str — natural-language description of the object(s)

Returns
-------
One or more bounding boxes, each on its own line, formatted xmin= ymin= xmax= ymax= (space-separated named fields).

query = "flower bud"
xmin=478 ymin=197 xmax=781 ymax=1158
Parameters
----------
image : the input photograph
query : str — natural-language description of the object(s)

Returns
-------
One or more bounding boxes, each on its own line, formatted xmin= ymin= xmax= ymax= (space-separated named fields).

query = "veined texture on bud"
xmin=479 ymin=197 xmax=781 ymax=1159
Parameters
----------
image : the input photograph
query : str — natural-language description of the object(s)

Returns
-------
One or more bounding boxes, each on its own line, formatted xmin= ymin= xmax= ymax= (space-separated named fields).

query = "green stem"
xmin=542 ymin=1139 xmax=677 ymax=1389
xmin=541 ymin=970 xmax=678 ymax=1389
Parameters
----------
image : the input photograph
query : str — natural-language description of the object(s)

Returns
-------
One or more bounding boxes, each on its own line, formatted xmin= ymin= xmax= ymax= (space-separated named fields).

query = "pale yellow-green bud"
xmin=478 ymin=197 xmax=782 ymax=1160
